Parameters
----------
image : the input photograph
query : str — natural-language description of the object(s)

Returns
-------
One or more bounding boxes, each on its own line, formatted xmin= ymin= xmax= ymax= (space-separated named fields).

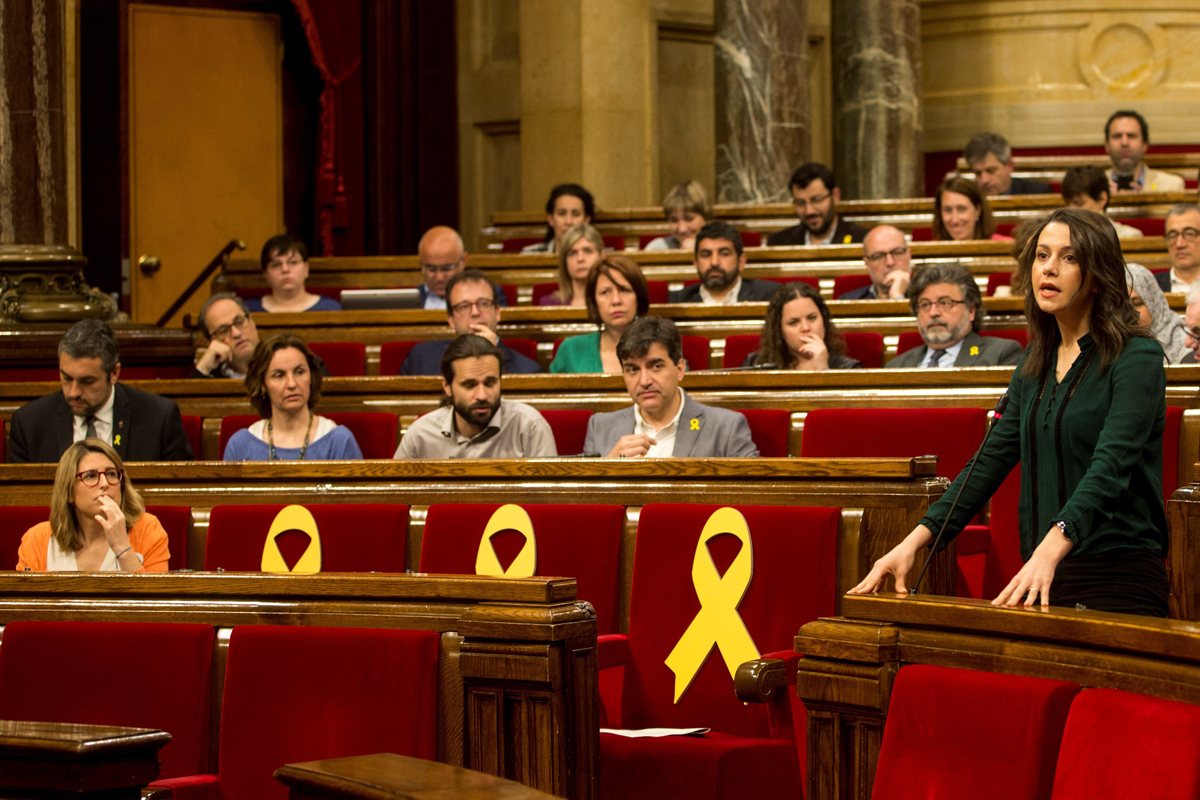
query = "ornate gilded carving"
xmin=0 ymin=244 xmax=119 ymax=324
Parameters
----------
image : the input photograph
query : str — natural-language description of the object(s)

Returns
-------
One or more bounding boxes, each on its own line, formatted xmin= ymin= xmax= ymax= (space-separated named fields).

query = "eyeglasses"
xmin=422 ymin=262 xmax=461 ymax=275
xmin=1165 ymin=228 xmax=1200 ymax=245
xmin=76 ymin=468 xmax=123 ymax=487
xmin=266 ymin=256 xmax=304 ymax=271
xmin=865 ymin=246 xmax=909 ymax=265
xmin=1186 ymin=327 xmax=1200 ymax=341
xmin=210 ymin=314 xmax=250 ymax=341
xmin=916 ymin=298 xmax=966 ymax=314
xmin=450 ymin=298 xmax=497 ymax=316
xmin=792 ymin=192 xmax=831 ymax=211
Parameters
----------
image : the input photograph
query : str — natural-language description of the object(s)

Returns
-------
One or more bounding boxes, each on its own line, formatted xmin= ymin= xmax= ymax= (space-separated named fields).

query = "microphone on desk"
xmin=911 ymin=392 xmax=1009 ymax=596
xmin=721 ymin=362 xmax=778 ymax=372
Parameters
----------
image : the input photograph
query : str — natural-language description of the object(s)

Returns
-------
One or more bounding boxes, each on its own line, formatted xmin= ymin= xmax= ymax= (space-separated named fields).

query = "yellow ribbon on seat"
xmin=664 ymin=507 xmax=759 ymax=703
xmin=475 ymin=504 xmax=537 ymax=578
xmin=261 ymin=505 xmax=322 ymax=574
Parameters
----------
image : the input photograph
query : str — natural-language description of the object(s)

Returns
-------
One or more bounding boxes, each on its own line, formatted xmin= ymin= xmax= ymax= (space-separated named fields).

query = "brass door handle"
xmin=138 ymin=255 xmax=161 ymax=276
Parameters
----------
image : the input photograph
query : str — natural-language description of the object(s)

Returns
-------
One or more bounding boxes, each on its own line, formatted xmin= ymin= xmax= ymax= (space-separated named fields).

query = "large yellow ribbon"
xmin=261 ymin=505 xmax=322 ymax=574
xmin=664 ymin=507 xmax=759 ymax=703
xmin=475 ymin=504 xmax=537 ymax=578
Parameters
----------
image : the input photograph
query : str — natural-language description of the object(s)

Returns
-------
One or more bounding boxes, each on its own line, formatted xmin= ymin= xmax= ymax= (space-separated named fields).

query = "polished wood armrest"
xmin=734 ymin=657 xmax=789 ymax=703
xmin=142 ymin=788 xmax=173 ymax=800
xmin=275 ymin=753 xmax=562 ymax=799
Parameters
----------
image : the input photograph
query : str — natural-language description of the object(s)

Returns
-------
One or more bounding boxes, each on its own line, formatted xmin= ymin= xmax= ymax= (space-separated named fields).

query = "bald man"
xmin=417 ymin=226 xmax=507 ymax=309
xmin=839 ymin=225 xmax=913 ymax=299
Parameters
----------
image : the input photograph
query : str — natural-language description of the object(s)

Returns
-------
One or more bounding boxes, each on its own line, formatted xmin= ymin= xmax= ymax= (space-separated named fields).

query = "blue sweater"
xmin=223 ymin=425 xmax=363 ymax=461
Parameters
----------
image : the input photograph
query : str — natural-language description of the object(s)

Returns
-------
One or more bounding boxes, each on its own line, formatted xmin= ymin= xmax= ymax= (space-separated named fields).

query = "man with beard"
xmin=1104 ymin=110 xmax=1184 ymax=194
xmin=768 ymin=163 xmax=869 ymax=247
xmin=8 ymin=319 xmax=193 ymax=462
xmin=667 ymin=222 xmax=780 ymax=304
xmin=392 ymin=334 xmax=556 ymax=458
xmin=886 ymin=263 xmax=1023 ymax=369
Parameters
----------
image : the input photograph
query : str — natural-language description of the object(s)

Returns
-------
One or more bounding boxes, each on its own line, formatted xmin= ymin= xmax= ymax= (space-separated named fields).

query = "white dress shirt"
xmin=924 ymin=338 xmax=965 ymax=368
xmin=73 ymin=387 xmax=116 ymax=444
xmin=699 ymin=277 xmax=743 ymax=306
xmin=633 ymin=388 xmax=687 ymax=458
xmin=424 ymin=292 xmax=447 ymax=310
xmin=1168 ymin=269 xmax=1196 ymax=295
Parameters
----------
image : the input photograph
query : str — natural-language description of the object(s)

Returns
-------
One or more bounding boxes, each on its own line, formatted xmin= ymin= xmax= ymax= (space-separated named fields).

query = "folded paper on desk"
xmin=600 ymin=727 xmax=711 ymax=738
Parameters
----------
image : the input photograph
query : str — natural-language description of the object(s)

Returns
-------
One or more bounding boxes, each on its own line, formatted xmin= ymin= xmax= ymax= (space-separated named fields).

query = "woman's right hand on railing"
xmin=849 ymin=524 xmax=934 ymax=595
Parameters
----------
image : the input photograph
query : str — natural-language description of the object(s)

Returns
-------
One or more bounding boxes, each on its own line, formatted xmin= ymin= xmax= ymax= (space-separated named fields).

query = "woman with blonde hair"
xmin=17 ymin=438 xmax=169 ymax=571
xmin=541 ymin=225 xmax=605 ymax=306
xmin=645 ymin=180 xmax=712 ymax=251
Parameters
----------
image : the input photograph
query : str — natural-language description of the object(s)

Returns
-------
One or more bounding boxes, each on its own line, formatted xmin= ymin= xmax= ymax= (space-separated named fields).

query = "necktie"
xmin=926 ymin=349 xmax=945 ymax=368
xmin=84 ymin=416 xmax=98 ymax=440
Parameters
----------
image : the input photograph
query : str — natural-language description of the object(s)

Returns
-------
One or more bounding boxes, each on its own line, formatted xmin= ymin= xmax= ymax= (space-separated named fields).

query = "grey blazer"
xmin=885 ymin=331 xmax=1024 ymax=369
xmin=584 ymin=393 xmax=760 ymax=458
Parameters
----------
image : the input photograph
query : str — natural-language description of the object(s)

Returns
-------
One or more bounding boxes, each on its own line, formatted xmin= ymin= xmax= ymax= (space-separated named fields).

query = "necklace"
xmin=267 ymin=411 xmax=314 ymax=461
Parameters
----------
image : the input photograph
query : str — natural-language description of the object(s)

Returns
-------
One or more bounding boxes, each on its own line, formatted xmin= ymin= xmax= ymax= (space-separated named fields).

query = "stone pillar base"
xmin=0 ymin=246 xmax=119 ymax=324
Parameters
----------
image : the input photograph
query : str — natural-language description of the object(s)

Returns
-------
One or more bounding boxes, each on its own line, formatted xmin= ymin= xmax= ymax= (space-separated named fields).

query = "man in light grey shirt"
xmin=393 ymin=334 xmax=557 ymax=459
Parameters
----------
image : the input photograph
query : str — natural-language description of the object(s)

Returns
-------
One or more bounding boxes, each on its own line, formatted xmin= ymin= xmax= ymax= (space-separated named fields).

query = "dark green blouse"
xmin=920 ymin=333 xmax=1168 ymax=561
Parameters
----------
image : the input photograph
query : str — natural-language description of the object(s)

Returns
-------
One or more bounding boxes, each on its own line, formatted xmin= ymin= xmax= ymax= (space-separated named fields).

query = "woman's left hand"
xmin=795 ymin=334 xmax=830 ymax=371
xmin=992 ymin=525 xmax=1074 ymax=608
xmin=95 ymin=495 xmax=130 ymax=552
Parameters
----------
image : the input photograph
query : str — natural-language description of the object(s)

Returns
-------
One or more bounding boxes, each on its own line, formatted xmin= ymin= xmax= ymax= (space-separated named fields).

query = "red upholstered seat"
xmin=1051 ymin=688 xmax=1200 ymax=799
xmin=218 ymin=415 xmax=261 ymax=459
xmin=896 ymin=330 xmax=924 ymax=355
xmin=309 ymin=342 xmax=366 ymax=376
xmin=647 ymin=280 xmax=669 ymax=304
xmin=844 ymin=332 xmax=884 ymax=368
xmin=204 ymin=503 xmax=407 ymax=573
xmin=0 ymin=505 xmax=189 ymax=571
xmin=723 ymin=334 xmax=760 ymax=368
xmin=379 ymin=341 xmax=418 ymax=375
xmin=987 ymin=272 xmax=1012 ymax=295
xmin=1163 ymin=406 xmax=1184 ymax=506
xmin=151 ymin=625 xmax=439 ymax=800
xmin=872 ymin=665 xmax=1079 ymax=800
xmin=181 ymin=415 xmax=201 ymax=460
xmin=0 ymin=621 xmax=215 ymax=779
xmin=420 ymin=503 xmax=624 ymax=634
xmin=982 ymin=328 xmax=1028 ymax=349
xmin=683 ymin=335 xmax=711 ymax=370
xmin=600 ymin=503 xmax=839 ymax=800
xmin=218 ymin=413 xmax=397 ymax=459
xmin=833 ymin=273 xmax=872 ymax=297
xmin=531 ymin=282 xmax=558 ymax=304
xmin=1122 ymin=217 xmax=1166 ymax=237
xmin=503 ymin=338 xmax=538 ymax=362
xmin=537 ymin=409 xmax=594 ymax=455
xmin=501 ymin=237 xmax=545 ymax=252
xmin=735 ymin=409 xmax=789 ymax=457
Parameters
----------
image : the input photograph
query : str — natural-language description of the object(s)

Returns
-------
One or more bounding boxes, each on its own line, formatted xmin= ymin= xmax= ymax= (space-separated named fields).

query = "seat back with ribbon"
xmin=218 ymin=625 xmax=439 ymax=800
xmin=621 ymin=503 xmax=838 ymax=735
xmin=419 ymin=503 xmax=624 ymax=634
xmin=0 ymin=621 xmax=215 ymax=778
xmin=204 ymin=504 xmax=407 ymax=573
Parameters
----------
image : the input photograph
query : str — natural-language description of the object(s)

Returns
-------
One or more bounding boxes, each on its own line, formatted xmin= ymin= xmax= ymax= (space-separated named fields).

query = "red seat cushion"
xmin=218 ymin=415 xmax=263 ymax=459
xmin=498 ymin=284 xmax=517 ymax=306
xmin=537 ymin=409 xmax=594 ymax=456
xmin=309 ymin=342 xmax=366 ymax=377
xmin=683 ymin=335 xmax=711 ymax=370
xmin=501 ymin=237 xmax=544 ymax=252
xmin=833 ymin=273 xmax=872 ymax=297
xmin=735 ymin=409 xmax=789 ymax=457
xmin=1051 ymin=688 xmax=1200 ymax=800
xmin=216 ymin=626 xmax=438 ymax=800
xmin=843 ymin=332 xmax=884 ymax=369
xmin=987 ymin=272 xmax=1012 ymax=295
xmin=420 ymin=503 xmax=624 ymax=633
xmin=0 ymin=621 xmax=214 ymax=778
xmin=204 ymin=503 xmax=408 ymax=573
xmin=646 ymin=280 xmax=670 ymax=304
xmin=896 ymin=330 xmax=925 ymax=355
xmin=723 ymin=334 xmax=761 ymax=368
xmin=0 ymin=506 xmax=188 ymax=572
xmin=871 ymin=665 xmax=1080 ymax=800
xmin=502 ymin=338 xmax=538 ymax=362
xmin=1122 ymin=217 xmax=1166 ymax=237
xmin=324 ymin=412 xmax=398 ymax=460
xmin=531 ymin=282 xmax=559 ymax=304
xmin=379 ymin=341 xmax=419 ymax=376
xmin=981 ymin=328 xmax=1028 ymax=349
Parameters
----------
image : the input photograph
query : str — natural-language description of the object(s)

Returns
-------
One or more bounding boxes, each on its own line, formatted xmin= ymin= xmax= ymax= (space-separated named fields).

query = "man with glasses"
xmin=886 ymin=263 xmax=1022 ymax=368
xmin=417 ymin=226 xmax=506 ymax=310
xmin=399 ymin=269 xmax=540 ymax=375
xmin=1182 ymin=284 xmax=1200 ymax=364
xmin=767 ymin=163 xmax=868 ymax=247
xmin=1155 ymin=203 xmax=1200 ymax=294
xmin=8 ymin=319 xmax=193 ymax=462
xmin=191 ymin=293 xmax=330 ymax=379
xmin=840 ymin=225 xmax=913 ymax=299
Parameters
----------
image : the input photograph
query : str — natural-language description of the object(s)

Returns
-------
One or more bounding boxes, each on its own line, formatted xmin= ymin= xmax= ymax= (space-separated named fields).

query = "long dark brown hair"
xmin=933 ymin=176 xmax=995 ymax=240
xmin=1018 ymin=207 xmax=1147 ymax=377
xmin=754 ymin=281 xmax=846 ymax=368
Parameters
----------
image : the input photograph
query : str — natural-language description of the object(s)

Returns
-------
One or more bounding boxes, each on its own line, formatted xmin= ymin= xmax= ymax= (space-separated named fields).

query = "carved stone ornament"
xmin=0 ymin=245 xmax=120 ymax=325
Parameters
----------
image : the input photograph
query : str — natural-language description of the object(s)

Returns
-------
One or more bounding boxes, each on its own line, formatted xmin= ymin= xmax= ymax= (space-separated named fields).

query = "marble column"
xmin=0 ymin=0 xmax=111 ymax=323
xmin=831 ymin=0 xmax=922 ymax=200
xmin=714 ymin=0 xmax=810 ymax=204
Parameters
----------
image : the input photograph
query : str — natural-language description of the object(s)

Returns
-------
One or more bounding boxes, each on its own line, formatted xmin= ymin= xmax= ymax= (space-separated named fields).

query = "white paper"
xmin=600 ymin=727 xmax=711 ymax=738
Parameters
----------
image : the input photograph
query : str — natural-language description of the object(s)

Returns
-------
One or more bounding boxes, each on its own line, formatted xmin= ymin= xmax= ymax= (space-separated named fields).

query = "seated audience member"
xmin=993 ymin=216 xmax=1045 ymax=297
xmin=746 ymin=282 xmax=862 ymax=370
xmin=224 ymin=333 xmax=362 ymax=461
xmin=1105 ymin=109 xmax=1185 ymax=193
xmin=768 ymin=162 xmax=869 ymax=246
xmin=842 ymin=224 xmax=912 ymax=299
xmin=1126 ymin=262 xmax=1191 ymax=364
xmin=1159 ymin=203 xmax=1200 ymax=293
xmin=193 ymin=293 xmax=330 ymax=379
xmin=416 ymin=226 xmax=504 ymax=310
xmin=17 ymin=438 xmax=168 ymax=572
xmin=550 ymin=255 xmax=650 ymax=374
xmin=933 ymin=176 xmax=1010 ymax=242
xmin=244 ymin=235 xmax=341 ymax=312
xmin=401 ymin=269 xmax=540 ymax=375
xmin=523 ymin=183 xmax=595 ymax=254
xmin=1061 ymin=165 xmax=1143 ymax=239
xmin=584 ymin=316 xmax=759 ymax=458
xmin=645 ymin=180 xmax=711 ymax=251
xmin=963 ymin=132 xmax=1051 ymax=195
xmin=668 ymin=222 xmax=780 ymax=304
xmin=8 ymin=319 xmax=193 ymax=463
xmin=394 ymin=335 xmax=557 ymax=459
xmin=1183 ymin=284 xmax=1200 ymax=364
xmin=541 ymin=224 xmax=604 ymax=306
xmin=886 ymin=262 xmax=1023 ymax=368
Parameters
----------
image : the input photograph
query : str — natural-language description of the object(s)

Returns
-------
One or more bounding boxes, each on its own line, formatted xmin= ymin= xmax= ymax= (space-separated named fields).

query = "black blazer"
xmin=767 ymin=217 xmax=870 ymax=247
xmin=399 ymin=339 xmax=542 ymax=376
xmin=668 ymin=277 xmax=782 ymax=304
xmin=1007 ymin=177 xmax=1053 ymax=195
xmin=7 ymin=383 xmax=194 ymax=464
xmin=1156 ymin=271 xmax=1173 ymax=294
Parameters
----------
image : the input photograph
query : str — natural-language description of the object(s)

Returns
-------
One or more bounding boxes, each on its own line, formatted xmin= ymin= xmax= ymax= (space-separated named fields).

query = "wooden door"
xmin=128 ymin=4 xmax=283 ymax=325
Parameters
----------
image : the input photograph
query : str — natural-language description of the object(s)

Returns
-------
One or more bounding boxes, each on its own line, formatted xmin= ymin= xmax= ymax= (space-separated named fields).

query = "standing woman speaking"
xmin=852 ymin=207 xmax=1169 ymax=616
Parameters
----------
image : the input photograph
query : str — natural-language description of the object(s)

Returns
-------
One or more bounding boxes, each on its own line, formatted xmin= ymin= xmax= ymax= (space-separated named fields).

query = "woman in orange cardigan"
xmin=17 ymin=438 xmax=169 ymax=572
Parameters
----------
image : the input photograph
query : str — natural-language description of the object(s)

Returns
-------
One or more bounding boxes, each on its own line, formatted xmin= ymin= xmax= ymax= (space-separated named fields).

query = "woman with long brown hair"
xmin=853 ymin=207 xmax=1169 ymax=616
xmin=933 ymin=176 xmax=1010 ymax=241
xmin=746 ymin=282 xmax=861 ymax=370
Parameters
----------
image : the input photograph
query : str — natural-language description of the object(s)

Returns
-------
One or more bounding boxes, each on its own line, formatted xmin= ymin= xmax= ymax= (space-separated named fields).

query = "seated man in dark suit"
xmin=964 ymin=132 xmax=1051 ymax=196
xmin=667 ymin=222 xmax=780 ymax=304
xmin=584 ymin=316 xmax=759 ymax=458
xmin=885 ymin=262 xmax=1024 ymax=369
xmin=767 ymin=163 xmax=869 ymax=247
xmin=400 ymin=268 xmax=541 ymax=375
xmin=8 ymin=319 xmax=194 ymax=463
xmin=191 ymin=293 xmax=329 ymax=379
xmin=840 ymin=224 xmax=913 ymax=299
xmin=416 ymin=226 xmax=507 ymax=310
